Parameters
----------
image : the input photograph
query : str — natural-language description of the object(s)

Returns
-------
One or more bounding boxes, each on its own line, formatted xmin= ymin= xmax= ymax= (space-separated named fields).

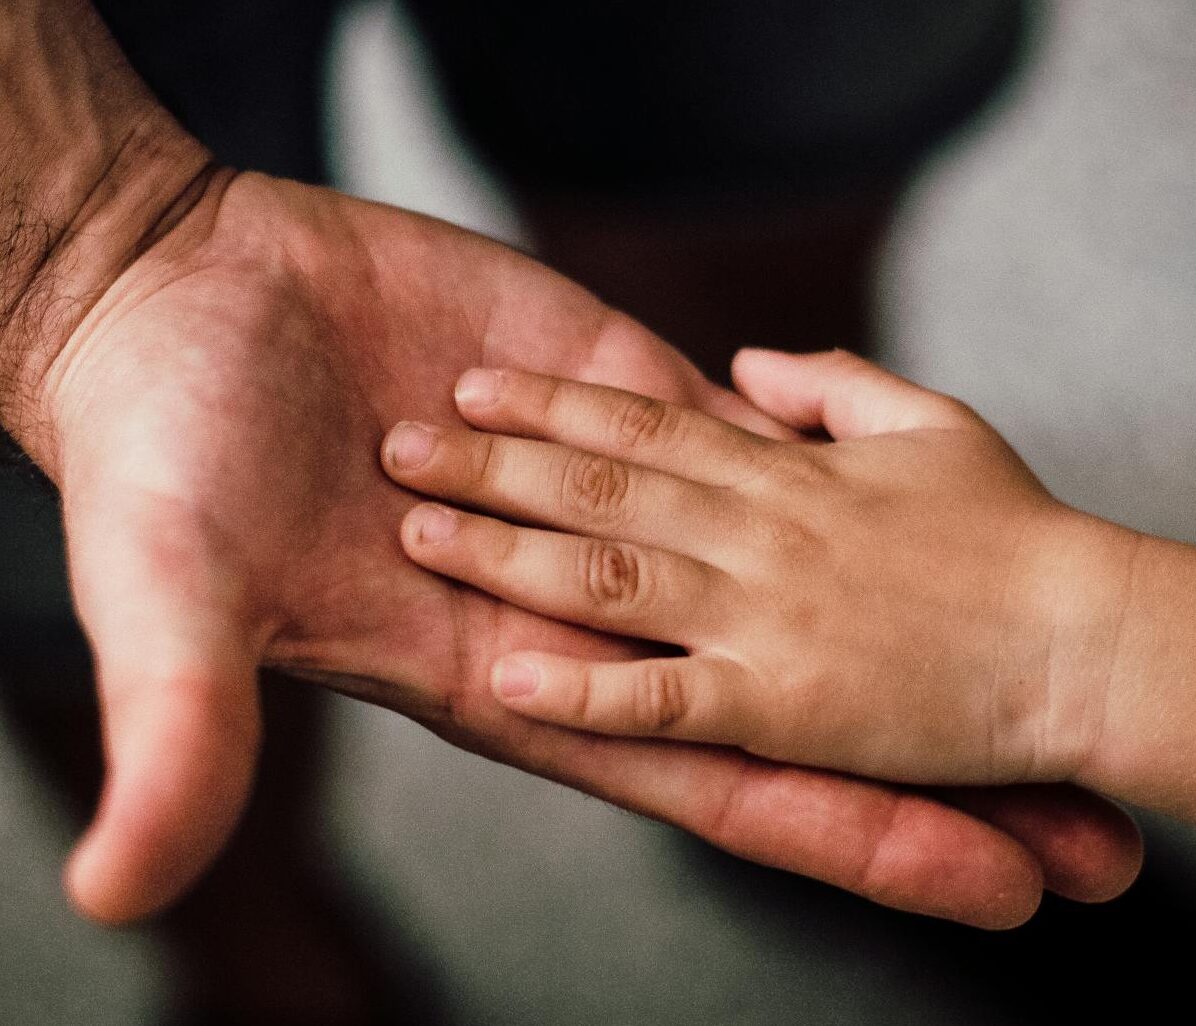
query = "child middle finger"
xmin=383 ymin=421 xmax=745 ymax=563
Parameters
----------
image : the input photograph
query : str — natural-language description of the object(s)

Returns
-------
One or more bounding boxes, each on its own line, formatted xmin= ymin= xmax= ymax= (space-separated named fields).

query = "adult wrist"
xmin=0 ymin=1 xmax=217 ymax=469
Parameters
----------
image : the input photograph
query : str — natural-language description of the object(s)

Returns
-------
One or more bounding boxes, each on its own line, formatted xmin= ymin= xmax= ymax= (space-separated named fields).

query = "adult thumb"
xmin=61 ymin=489 xmax=263 ymax=924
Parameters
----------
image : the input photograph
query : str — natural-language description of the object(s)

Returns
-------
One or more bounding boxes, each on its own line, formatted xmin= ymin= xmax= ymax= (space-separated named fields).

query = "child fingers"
xmin=383 ymin=421 xmax=738 ymax=558
xmin=401 ymin=504 xmax=731 ymax=646
xmin=489 ymin=652 xmax=759 ymax=747
xmin=452 ymin=367 xmax=777 ymax=486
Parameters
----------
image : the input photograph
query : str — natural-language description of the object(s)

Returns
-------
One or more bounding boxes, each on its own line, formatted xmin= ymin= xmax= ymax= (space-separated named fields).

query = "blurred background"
xmin=3 ymin=0 xmax=1196 ymax=1022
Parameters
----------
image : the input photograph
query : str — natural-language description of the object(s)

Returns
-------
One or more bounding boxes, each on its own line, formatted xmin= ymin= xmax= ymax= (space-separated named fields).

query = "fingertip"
xmin=490 ymin=655 xmax=542 ymax=701
xmin=980 ymin=879 xmax=1043 ymax=931
xmin=732 ymin=347 xmax=857 ymax=382
xmin=729 ymin=348 xmax=818 ymax=431
xmin=1037 ymin=797 xmax=1144 ymax=904
xmin=382 ymin=421 xmax=439 ymax=476
xmin=63 ymin=796 xmax=200 ymax=926
xmin=64 ymin=834 xmax=170 ymax=927
xmin=728 ymin=347 xmax=810 ymax=407
xmin=454 ymin=367 xmax=504 ymax=413
xmin=728 ymin=347 xmax=769 ymax=387
xmin=401 ymin=503 xmax=461 ymax=552
xmin=730 ymin=346 xmax=803 ymax=379
xmin=69 ymin=670 xmax=261 ymax=926
xmin=943 ymin=785 xmax=1144 ymax=906
xmin=63 ymin=833 xmax=131 ymax=926
xmin=935 ymin=825 xmax=1045 ymax=931
xmin=730 ymin=346 xmax=775 ymax=365
xmin=867 ymin=790 xmax=1045 ymax=930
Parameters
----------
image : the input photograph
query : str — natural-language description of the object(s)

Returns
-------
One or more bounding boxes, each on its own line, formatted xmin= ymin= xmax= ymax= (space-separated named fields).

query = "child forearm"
xmin=1069 ymin=522 xmax=1196 ymax=819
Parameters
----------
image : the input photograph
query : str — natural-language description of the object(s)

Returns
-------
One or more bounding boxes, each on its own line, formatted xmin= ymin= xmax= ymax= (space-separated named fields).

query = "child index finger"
xmin=453 ymin=367 xmax=777 ymax=487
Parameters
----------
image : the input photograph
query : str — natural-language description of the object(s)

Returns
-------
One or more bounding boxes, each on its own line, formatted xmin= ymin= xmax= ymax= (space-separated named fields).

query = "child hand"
xmin=380 ymin=349 xmax=1134 ymax=790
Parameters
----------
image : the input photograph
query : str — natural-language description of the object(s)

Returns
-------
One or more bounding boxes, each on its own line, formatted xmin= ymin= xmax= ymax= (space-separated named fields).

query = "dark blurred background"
xmin=3 ymin=1 xmax=1196 ymax=1022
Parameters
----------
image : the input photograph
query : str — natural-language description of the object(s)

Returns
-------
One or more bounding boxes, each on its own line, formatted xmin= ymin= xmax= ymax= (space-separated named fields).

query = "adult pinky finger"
xmin=490 ymin=651 xmax=760 ymax=746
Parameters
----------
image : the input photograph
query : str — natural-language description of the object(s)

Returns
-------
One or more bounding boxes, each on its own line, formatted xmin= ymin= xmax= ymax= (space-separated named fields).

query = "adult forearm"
xmin=0 ymin=0 xmax=214 ymax=466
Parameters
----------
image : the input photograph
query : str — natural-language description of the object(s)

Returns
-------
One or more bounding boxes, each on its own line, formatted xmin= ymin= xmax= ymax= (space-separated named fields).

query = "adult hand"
xmin=0 ymin=0 xmax=1138 ymax=943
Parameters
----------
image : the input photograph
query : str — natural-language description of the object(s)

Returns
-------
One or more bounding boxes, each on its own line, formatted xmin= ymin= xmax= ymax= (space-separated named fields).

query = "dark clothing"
xmin=402 ymin=0 xmax=1028 ymax=203
xmin=93 ymin=0 xmax=1028 ymax=202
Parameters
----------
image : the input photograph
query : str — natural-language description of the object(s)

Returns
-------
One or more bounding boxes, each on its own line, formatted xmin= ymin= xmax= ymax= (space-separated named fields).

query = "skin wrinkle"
xmin=331 ymin=200 xmax=408 ymax=412
xmin=13 ymin=119 xmax=141 ymax=297
xmin=5 ymin=139 xmax=221 ymax=416
xmin=635 ymin=662 xmax=686 ymax=732
xmin=69 ymin=278 xmax=345 ymax=534
xmin=539 ymin=370 xmax=572 ymax=428
xmin=580 ymin=538 xmax=638 ymax=609
xmin=1072 ymin=530 xmax=1145 ymax=789
xmin=271 ymin=202 xmax=389 ymax=380
xmin=850 ymin=790 xmax=908 ymax=907
xmin=1031 ymin=510 xmax=1111 ymax=785
xmin=573 ymin=659 xmax=596 ymax=727
xmin=126 ymin=158 xmax=224 ymax=259
xmin=701 ymin=754 xmax=756 ymax=856
xmin=493 ymin=511 xmax=522 ymax=568
xmin=473 ymin=431 xmax=502 ymax=491
xmin=611 ymin=391 xmax=678 ymax=453
xmin=0 ymin=192 xmax=62 ymax=442
xmin=0 ymin=179 xmax=56 ymax=328
xmin=1033 ymin=615 xmax=1064 ymax=782
xmin=440 ymin=577 xmax=489 ymax=737
xmin=988 ymin=513 xmax=1036 ymax=782
xmin=722 ymin=438 xmax=799 ymax=497
xmin=563 ymin=449 xmax=631 ymax=523
xmin=33 ymin=168 xmax=240 ymax=483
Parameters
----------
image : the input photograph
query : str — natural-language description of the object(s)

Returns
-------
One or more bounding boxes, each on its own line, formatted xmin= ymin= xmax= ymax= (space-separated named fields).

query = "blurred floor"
xmin=4 ymin=1 xmax=1196 ymax=1022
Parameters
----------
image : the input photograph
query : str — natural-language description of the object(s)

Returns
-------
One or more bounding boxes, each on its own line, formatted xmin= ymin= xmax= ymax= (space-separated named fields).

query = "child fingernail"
xmin=387 ymin=422 xmax=438 ymax=469
xmin=455 ymin=368 xmax=502 ymax=408
xmin=492 ymin=658 xmax=539 ymax=699
xmin=410 ymin=504 xmax=459 ymax=543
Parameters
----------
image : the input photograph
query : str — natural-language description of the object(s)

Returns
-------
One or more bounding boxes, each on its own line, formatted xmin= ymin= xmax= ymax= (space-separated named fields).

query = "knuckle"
xmin=490 ymin=519 xmax=521 ymax=569
xmin=573 ymin=663 xmax=597 ymax=724
xmin=561 ymin=450 xmax=631 ymax=520
xmin=633 ymin=663 xmax=687 ymax=731
xmin=780 ymin=447 xmax=836 ymax=488
xmin=577 ymin=538 xmax=649 ymax=610
xmin=468 ymin=433 xmax=503 ymax=487
xmin=541 ymin=376 xmax=570 ymax=426
xmin=741 ymin=442 xmax=832 ymax=494
xmin=609 ymin=394 xmax=679 ymax=452
xmin=825 ymin=347 xmax=859 ymax=368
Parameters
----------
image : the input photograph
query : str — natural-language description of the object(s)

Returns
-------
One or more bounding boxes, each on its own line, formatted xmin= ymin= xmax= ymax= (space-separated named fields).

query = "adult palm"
xmin=35 ymin=173 xmax=1137 ymax=927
